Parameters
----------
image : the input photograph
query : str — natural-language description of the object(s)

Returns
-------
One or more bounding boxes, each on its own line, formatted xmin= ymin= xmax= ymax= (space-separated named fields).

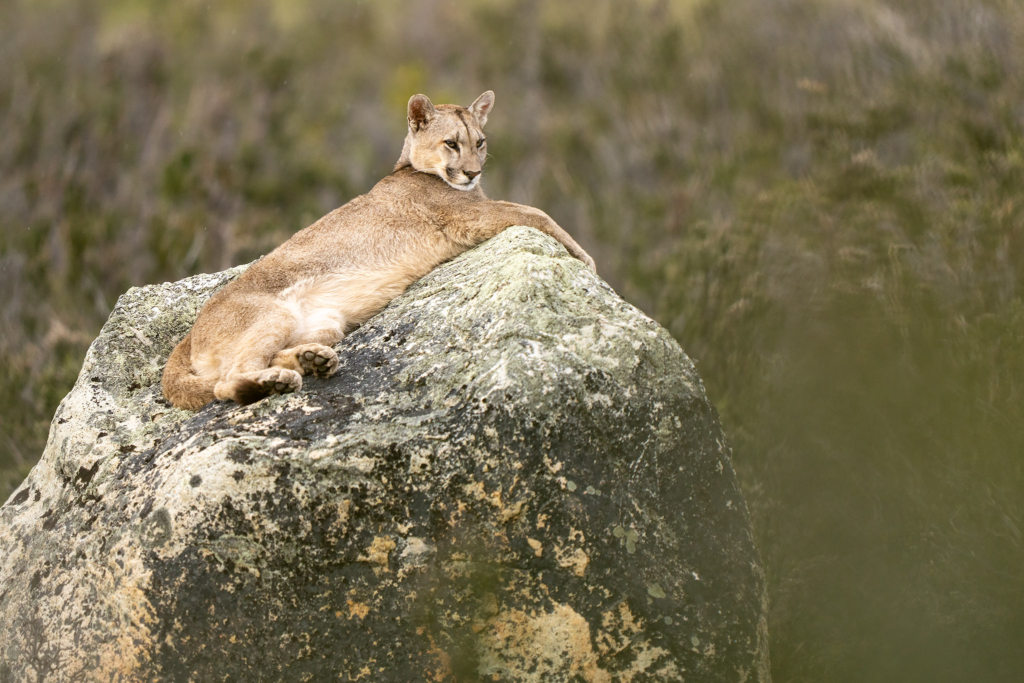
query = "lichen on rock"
xmin=0 ymin=226 xmax=769 ymax=682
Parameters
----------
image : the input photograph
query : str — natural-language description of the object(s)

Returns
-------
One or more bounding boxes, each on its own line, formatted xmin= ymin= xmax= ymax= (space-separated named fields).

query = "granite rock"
xmin=0 ymin=226 xmax=769 ymax=682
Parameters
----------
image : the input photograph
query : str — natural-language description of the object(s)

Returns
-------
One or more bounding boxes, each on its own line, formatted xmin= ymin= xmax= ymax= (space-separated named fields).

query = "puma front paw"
xmin=294 ymin=344 xmax=339 ymax=378
xmin=255 ymin=367 xmax=303 ymax=395
xmin=574 ymin=248 xmax=597 ymax=273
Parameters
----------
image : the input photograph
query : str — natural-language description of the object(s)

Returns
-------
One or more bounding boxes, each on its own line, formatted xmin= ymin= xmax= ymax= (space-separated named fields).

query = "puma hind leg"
xmin=201 ymin=302 xmax=345 ymax=407
xmin=206 ymin=304 xmax=307 ymax=405
xmin=215 ymin=333 xmax=342 ymax=406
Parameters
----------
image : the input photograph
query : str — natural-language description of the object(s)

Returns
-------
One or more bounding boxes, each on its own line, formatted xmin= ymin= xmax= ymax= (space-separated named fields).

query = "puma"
xmin=162 ymin=91 xmax=595 ymax=410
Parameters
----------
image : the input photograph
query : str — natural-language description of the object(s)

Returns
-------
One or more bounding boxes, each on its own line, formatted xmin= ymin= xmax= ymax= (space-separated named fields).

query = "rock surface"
xmin=0 ymin=226 xmax=769 ymax=682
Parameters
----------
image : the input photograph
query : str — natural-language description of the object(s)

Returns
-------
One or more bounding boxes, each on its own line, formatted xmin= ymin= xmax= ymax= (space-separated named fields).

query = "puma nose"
xmin=464 ymin=170 xmax=480 ymax=180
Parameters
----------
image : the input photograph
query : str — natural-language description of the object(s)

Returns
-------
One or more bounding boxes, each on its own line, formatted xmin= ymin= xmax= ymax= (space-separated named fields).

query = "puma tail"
xmin=161 ymin=334 xmax=217 ymax=410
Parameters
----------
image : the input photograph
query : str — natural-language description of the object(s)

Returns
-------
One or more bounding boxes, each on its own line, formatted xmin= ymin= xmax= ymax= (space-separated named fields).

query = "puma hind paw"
xmin=256 ymin=367 xmax=303 ymax=394
xmin=296 ymin=344 xmax=339 ymax=378
xmin=274 ymin=343 xmax=339 ymax=378
xmin=214 ymin=368 xmax=303 ymax=406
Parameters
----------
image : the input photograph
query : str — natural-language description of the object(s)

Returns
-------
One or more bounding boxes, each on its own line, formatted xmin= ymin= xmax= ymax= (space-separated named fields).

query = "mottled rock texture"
xmin=0 ymin=226 xmax=769 ymax=682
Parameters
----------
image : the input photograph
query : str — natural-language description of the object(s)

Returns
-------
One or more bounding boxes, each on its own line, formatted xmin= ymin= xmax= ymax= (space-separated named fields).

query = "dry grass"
xmin=2 ymin=0 xmax=1023 ymax=679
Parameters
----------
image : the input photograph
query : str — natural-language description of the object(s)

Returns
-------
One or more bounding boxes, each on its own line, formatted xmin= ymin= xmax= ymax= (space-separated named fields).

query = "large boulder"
xmin=0 ymin=226 xmax=769 ymax=682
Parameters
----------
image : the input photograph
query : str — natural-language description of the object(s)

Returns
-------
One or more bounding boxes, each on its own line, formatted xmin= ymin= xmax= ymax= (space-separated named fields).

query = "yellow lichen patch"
xmin=463 ymin=479 xmax=529 ymax=525
xmin=422 ymin=632 xmax=453 ymax=682
xmin=350 ymin=665 xmax=373 ymax=680
xmin=347 ymin=600 xmax=370 ymax=620
xmin=330 ymin=499 xmax=351 ymax=533
xmin=497 ymin=498 xmax=526 ymax=524
xmin=358 ymin=535 xmax=396 ymax=571
xmin=526 ymin=538 xmax=543 ymax=557
xmin=555 ymin=545 xmax=589 ymax=577
xmin=463 ymin=479 xmax=506 ymax=508
xmin=591 ymin=602 xmax=677 ymax=681
xmin=463 ymin=480 xmax=487 ymax=501
xmin=543 ymin=454 xmax=563 ymax=474
xmin=477 ymin=603 xmax=611 ymax=682
xmin=597 ymin=601 xmax=643 ymax=656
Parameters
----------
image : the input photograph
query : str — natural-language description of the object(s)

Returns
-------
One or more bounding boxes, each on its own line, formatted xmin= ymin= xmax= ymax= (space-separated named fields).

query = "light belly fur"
xmin=277 ymin=268 xmax=416 ymax=344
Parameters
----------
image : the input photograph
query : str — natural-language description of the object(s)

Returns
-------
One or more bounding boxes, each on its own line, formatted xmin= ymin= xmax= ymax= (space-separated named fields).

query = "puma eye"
xmin=476 ymin=138 xmax=486 ymax=148
xmin=445 ymin=140 xmax=459 ymax=150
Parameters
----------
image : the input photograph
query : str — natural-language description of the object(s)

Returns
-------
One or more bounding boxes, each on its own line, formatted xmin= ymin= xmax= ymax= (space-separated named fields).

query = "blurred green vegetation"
xmin=2 ymin=0 xmax=1023 ymax=679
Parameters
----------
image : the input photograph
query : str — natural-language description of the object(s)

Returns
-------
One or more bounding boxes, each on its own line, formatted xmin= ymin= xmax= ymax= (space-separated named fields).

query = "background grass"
xmin=2 ymin=0 xmax=1023 ymax=680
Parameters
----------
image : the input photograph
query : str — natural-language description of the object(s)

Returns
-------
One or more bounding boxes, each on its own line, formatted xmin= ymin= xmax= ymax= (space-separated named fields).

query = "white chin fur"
xmin=414 ymin=167 xmax=480 ymax=191
xmin=442 ymin=175 xmax=479 ymax=191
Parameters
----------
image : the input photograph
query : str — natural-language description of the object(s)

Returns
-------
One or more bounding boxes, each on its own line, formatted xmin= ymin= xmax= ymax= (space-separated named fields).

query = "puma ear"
xmin=407 ymin=94 xmax=435 ymax=132
xmin=468 ymin=90 xmax=494 ymax=127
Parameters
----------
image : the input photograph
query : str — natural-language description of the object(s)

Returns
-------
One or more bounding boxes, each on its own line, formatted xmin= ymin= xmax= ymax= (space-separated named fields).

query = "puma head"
xmin=395 ymin=91 xmax=494 ymax=191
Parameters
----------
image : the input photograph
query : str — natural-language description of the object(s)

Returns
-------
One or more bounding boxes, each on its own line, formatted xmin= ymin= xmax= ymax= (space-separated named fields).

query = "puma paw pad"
xmin=296 ymin=345 xmax=339 ymax=378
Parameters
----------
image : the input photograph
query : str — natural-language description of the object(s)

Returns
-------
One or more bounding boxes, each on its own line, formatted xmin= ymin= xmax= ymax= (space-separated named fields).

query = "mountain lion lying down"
xmin=161 ymin=91 xmax=595 ymax=410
